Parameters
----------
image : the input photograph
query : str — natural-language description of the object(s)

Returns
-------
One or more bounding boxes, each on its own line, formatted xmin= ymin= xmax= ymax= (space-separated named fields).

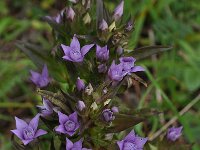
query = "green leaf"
xmin=106 ymin=114 xmax=145 ymax=133
xmin=125 ymin=45 xmax=172 ymax=60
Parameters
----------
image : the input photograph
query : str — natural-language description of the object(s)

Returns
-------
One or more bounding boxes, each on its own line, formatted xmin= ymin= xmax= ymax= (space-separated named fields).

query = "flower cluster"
xmin=12 ymin=0 xmax=186 ymax=149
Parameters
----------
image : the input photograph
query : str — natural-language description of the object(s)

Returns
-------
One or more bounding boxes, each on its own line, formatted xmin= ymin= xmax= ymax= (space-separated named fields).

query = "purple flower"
xmin=11 ymin=114 xmax=47 ymax=145
xmin=30 ymin=65 xmax=50 ymax=88
xmin=98 ymin=64 xmax=107 ymax=73
xmin=111 ymin=106 xmax=119 ymax=113
xmin=37 ymin=99 xmax=54 ymax=117
xmin=77 ymin=100 xmax=86 ymax=111
xmin=66 ymin=7 xmax=75 ymax=21
xmin=99 ymin=19 xmax=108 ymax=31
xmin=96 ymin=45 xmax=109 ymax=62
xmin=167 ymin=126 xmax=183 ymax=141
xmin=116 ymin=47 xmax=123 ymax=56
xmin=76 ymin=77 xmax=85 ymax=91
xmin=113 ymin=1 xmax=124 ymax=21
xmin=55 ymin=111 xmax=79 ymax=136
xmin=102 ymin=109 xmax=115 ymax=122
xmin=66 ymin=138 xmax=91 ymax=150
xmin=62 ymin=36 xmax=94 ymax=62
xmin=108 ymin=61 xmax=127 ymax=82
xmin=117 ymin=130 xmax=148 ymax=150
xmin=119 ymin=57 xmax=145 ymax=74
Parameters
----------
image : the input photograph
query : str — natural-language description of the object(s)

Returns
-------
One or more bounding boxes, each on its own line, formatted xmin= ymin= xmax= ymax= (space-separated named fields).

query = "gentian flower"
xmin=66 ymin=7 xmax=75 ymax=21
xmin=77 ymin=100 xmax=86 ymax=111
xmin=119 ymin=57 xmax=145 ymax=74
xmin=62 ymin=36 xmax=94 ymax=62
xmin=108 ymin=61 xmax=127 ymax=82
xmin=102 ymin=109 xmax=115 ymax=122
xmin=66 ymin=138 xmax=91 ymax=150
xmin=55 ymin=111 xmax=79 ymax=136
xmin=167 ymin=126 xmax=183 ymax=141
xmin=96 ymin=45 xmax=109 ymax=62
xmin=117 ymin=130 xmax=148 ymax=150
xmin=76 ymin=77 xmax=85 ymax=91
xmin=113 ymin=1 xmax=124 ymax=21
xmin=99 ymin=19 xmax=108 ymax=31
xmin=11 ymin=114 xmax=47 ymax=145
xmin=30 ymin=65 xmax=50 ymax=88
xmin=98 ymin=64 xmax=107 ymax=73
xmin=37 ymin=98 xmax=54 ymax=117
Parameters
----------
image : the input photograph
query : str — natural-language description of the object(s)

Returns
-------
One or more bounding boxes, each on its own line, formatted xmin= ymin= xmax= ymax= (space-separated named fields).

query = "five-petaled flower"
xmin=11 ymin=114 xmax=47 ymax=145
xmin=37 ymin=98 xmax=55 ymax=117
xmin=30 ymin=65 xmax=50 ymax=88
xmin=96 ymin=45 xmax=109 ymax=62
xmin=55 ymin=111 xmax=79 ymax=136
xmin=61 ymin=36 xmax=94 ymax=62
xmin=119 ymin=57 xmax=145 ymax=74
xmin=117 ymin=130 xmax=148 ymax=150
xmin=167 ymin=126 xmax=183 ymax=141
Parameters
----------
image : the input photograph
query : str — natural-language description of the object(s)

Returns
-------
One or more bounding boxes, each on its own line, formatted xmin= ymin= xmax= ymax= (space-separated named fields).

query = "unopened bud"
xmin=66 ymin=7 xmax=75 ymax=21
xmin=85 ymin=83 xmax=93 ymax=95
xmin=76 ymin=77 xmax=85 ymax=91
xmin=83 ymin=13 xmax=91 ymax=24
xmin=77 ymin=101 xmax=86 ymax=111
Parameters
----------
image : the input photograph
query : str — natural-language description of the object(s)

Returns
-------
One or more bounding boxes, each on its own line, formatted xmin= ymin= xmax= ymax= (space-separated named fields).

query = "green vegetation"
xmin=0 ymin=0 xmax=199 ymax=149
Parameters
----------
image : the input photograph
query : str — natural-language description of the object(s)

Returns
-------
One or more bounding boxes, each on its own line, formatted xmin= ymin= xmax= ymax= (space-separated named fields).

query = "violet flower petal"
xmin=34 ymin=129 xmax=47 ymax=138
xmin=70 ymin=36 xmax=80 ymax=51
xmin=81 ymin=44 xmax=94 ymax=56
xmin=131 ymin=66 xmax=145 ymax=72
xmin=58 ymin=111 xmax=69 ymax=124
xmin=15 ymin=117 xmax=28 ymax=130
xmin=29 ymin=114 xmax=40 ymax=131
xmin=11 ymin=129 xmax=23 ymax=140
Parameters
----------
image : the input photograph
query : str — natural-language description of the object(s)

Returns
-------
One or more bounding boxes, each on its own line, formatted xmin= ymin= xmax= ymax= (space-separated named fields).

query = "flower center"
xmin=64 ymin=120 xmax=76 ymax=132
xmin=70 ymin=50 xmax=82 ymax=61
xmin=23 ymin=127 xmax=35 ymax=140
xmin=123 ymin=142 xmax=137 ymax=150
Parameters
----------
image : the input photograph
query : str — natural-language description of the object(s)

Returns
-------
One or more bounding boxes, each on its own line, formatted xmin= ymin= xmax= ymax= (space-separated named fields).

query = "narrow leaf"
xmin=125 ymin=46 xmax=172 ymax=60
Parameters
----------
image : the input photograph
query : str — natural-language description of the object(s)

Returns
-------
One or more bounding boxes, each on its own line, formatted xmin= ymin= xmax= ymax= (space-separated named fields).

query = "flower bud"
xmin=90 ymin=102 xmax=98 ymax=110
xmin=116 ymin=46 xmax=123 ymax=55
xmin=125 ymin=19 xmax=134 ymax=31
xmin=98 ymin=64 xmax=107 ymax=73
xmin=85 ymin=83 xmax=93 ymax=95
xmin=76 ymin=77 xmax=85 ymax=91
xmin=77 ymin=101 xmax=86 ymax=111
xmin=113 ymin=1 xmax=124 ymax=21
xmin=167 ymin=126 xmax=183 ymax=141
xmin=99 ymin=19 xmax=108 ymax=31
xmin=83 ymin=13 xmax=91 ymax=24
xmin=102 ymin=109 xmax=115 ymax=122
xmin=66 ymin=7 xmax=75 ymax=21
xmin=96 ymin=45 xmax=109 ymax=62
xmin=111 ymin=106 xmax=119 ymax=113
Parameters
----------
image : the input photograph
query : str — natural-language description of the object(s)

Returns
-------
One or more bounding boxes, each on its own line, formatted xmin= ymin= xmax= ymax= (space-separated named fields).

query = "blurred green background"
xmin=0 ymin=0 xmax=199 ymax=149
